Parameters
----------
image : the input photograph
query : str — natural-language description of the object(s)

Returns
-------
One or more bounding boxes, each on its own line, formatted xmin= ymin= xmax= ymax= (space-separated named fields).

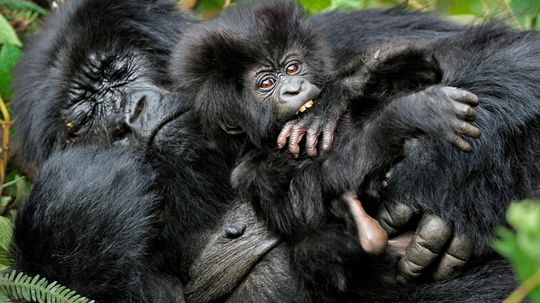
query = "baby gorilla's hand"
xmin=409 ymin=85 xmax=481 ymax=152
xmin=277 ymin=98 xmax=347 ymax=158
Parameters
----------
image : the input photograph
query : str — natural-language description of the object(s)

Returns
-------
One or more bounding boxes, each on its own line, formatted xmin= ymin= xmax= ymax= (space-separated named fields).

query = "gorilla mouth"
xmin=145 ymin=107 xmax=190 ymax=152
xmin=294 ymin=99 xmax=315 ymax=115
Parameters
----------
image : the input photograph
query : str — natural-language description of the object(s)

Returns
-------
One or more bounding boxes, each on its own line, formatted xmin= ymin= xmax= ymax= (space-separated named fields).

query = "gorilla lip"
xmin=144 ymin=106 xmax=190 ymax=154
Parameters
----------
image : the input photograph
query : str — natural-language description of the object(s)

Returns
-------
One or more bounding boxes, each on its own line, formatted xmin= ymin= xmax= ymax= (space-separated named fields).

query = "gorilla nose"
xmin=125 ymin=91 xmax=150 ymax=124
xmin=280 ymin=77 xmax=305 ymax=98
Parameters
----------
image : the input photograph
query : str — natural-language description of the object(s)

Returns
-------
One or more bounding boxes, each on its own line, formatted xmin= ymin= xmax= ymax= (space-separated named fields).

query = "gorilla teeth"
xmin=296 ymin=100 xmax=315 ymax=115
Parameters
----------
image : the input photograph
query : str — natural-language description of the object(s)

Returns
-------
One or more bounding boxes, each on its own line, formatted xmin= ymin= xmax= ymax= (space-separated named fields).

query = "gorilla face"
xmin=12 ymin=0 xmax=194 ymax=171
xmin=60 ymin=49 xmax=183 ymax=149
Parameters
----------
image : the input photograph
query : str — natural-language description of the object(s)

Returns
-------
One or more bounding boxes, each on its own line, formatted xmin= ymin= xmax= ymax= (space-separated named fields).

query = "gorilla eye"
xmin=259 ymin=77 xmax=276 ymax=91
xmin=286 ymin=63 xmax=300 ymax=76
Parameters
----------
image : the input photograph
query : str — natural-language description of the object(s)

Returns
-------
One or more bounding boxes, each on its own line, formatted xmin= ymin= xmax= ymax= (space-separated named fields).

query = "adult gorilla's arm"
xmin=386 ymin=25 xmax=540 ymax=282
xmin=283 ymin=9 xmax=540 ymax=282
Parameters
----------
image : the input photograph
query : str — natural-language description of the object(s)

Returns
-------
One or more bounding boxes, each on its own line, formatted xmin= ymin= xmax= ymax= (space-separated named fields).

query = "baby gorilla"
xmin=170 ymin=0 xmax=480 ymax=293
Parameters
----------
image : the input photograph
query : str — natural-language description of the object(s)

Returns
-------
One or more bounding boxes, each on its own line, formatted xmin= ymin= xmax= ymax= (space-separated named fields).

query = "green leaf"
xmin=0 ymin=43 xmax=21 ymax=100
xmin=494 ymin=201 xmax=540 ymax=302
xmin=0 ymin=0 xmax=47 ymax=15
xmin=300 ymin=0 xmax=331 ymax=13
xmin=435 ymin=0 xmax=483 ymax=16
xmin=0 ymin=270 xmax=96 ymax=302
xmin=0 ymin=216 xmax=12 ymax=268
xmin=328 ymin=0 xmax=366 ymax=11
xmin=506 ymin=0 xmax=540 ymax=29
xmin=0 ymin=197 xmax=11 ymax=217
xmin=0 ymin=13 xmax=21 ymax=47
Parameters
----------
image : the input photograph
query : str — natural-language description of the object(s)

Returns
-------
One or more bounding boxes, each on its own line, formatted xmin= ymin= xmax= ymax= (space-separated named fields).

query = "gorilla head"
xmin=13 ymin=0 xmax=195 ymax=172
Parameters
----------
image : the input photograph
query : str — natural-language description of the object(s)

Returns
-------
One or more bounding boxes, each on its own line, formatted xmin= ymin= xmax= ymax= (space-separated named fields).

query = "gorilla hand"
xmin=377 ymin=199 xmax=474 ymax=283
xmin=277 ymin=90 xmax=347 ymax=158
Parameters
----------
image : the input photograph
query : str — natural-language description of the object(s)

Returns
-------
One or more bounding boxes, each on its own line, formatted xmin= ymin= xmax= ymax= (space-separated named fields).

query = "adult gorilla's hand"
xmin=377 ymin=200 xmax=474 ymax=283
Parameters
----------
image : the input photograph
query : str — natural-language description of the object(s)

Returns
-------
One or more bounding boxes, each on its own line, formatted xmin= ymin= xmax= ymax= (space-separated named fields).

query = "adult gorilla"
xmin=10 ymin=0 xmax=522 ymax=302
xmin=11 ymin=0 xmax=301 ymax=301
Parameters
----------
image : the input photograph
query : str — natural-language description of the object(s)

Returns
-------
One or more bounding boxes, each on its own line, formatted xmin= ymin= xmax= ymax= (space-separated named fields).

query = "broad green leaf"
xmin=0 ymin=13 xmax=21 ymax=47
xmin=0 ymin=197 xmax=10 ymax=217
xmin=506 ymin=0 xmax=540 ymax=29
xmin=300 ymin=0 xmax=331 ymax=13
xmin=197 ymin=0 xmax=226 ymax=18
xmin=197 ymin=0 xmax=224 ymax=10
xmin=0 ymin=43 xmax=21 ymax=100
xmin=1 ymin=173 xmax=30 ymax=204
xmin=506 ymin=201 xmax=540 ymax=263
xmin=494 ymin=201 xmax=540 ymax=302
xmin=436 ymin=0 xmax=483 ymax=16
xmin=328 ymin=0 xmax=367 ymax=11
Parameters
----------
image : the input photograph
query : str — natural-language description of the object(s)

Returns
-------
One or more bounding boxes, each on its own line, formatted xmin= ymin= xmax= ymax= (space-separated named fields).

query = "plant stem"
xmin=0 ymin=96 xmax=12 ymax=196
xmin=504 ymin=268 xmax=540 ymax=303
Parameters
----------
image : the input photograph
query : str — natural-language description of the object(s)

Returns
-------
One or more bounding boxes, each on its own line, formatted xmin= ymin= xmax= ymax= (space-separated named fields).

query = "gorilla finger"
xmin=277 ymin=121 xmax=294 ymax=149
xmin=306 ymin=118 xmax=322 ymax=157
xmin=377 ymin=201 xmax=414 ymax=237
xmin=382 ymin=170 xmax=392 ymax=188
xmin=288 ymin=120 xmax=310 ymax=158
xmin=433 ymin=234 xmax=473 ymax=281
xmin=397 ymin=214 xmax=452 ymax=283
xmin=445 ymin=133 xmax=473 ymax=153
xmin=320 ymin=119 xmax=338 ymax=153
xmin=452 ymin=102 xmax=476 ymax=121
xmin=442 ymin=87 xmax=479 ymax=106
xmin=455 ymin=121 xmax=481 ymax=138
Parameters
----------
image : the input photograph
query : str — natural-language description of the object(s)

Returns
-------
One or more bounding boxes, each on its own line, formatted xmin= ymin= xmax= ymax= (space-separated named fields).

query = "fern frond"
xmin=0 ymin=270 xmax=95 ymax=303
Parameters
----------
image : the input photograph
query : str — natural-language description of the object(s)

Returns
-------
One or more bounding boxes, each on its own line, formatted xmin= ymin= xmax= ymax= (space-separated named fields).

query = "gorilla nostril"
xmin=284 ymin=90 xmax=300 ymax=97
xmin=129 ymin=96 xmax=146 ymax=123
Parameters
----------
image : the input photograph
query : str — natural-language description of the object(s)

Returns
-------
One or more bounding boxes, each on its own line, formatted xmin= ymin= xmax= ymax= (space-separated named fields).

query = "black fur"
xmin=12 ymin=147 xmax=182 ymax=302
xmin=170 ymin=1 xmax=536 ymax=301
xmin=12 ymin=0 xmax=194 ymax=170
xmin=12 ymin=0 xmax=537 ymax=302
xmin=11 ymin=1 xmax=293 ymax=302
xmin=10 ymin=0 xmax=218 ymax=302
xmin=311 ymin=8 xmax=540 ymax=255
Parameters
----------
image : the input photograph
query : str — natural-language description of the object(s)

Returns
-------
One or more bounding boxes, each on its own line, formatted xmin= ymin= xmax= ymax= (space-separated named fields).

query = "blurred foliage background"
xmin=185 ymin=0 xmax=540 ymax=29
xmin=0 ymin=0 xmax=538 ymax=302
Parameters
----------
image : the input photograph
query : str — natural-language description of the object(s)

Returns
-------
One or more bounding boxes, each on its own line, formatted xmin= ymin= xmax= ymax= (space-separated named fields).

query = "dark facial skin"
xmin=61 ymin=50 xmax=182 ymax=149
xmin=251 ymin=56 xmax=321 ymax=121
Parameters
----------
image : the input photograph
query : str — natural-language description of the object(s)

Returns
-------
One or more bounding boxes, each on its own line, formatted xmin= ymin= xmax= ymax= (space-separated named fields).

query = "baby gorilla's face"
xmin=249 ymin=53 xmax=321 ymax=120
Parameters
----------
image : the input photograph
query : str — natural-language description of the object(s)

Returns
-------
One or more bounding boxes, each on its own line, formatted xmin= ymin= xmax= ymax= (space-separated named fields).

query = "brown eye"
xmin=259 ymin=78 xmax=276 ymax=90
xmin=286 ymin=63 xmax=300 ymax=75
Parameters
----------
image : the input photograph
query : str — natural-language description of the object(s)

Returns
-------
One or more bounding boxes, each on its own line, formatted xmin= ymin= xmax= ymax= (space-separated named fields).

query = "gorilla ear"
xmin=219 ymin=120 xmax=244 ymax=135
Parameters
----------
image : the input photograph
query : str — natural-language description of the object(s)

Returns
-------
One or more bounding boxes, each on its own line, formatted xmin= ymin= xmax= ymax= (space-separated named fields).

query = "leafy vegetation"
xmin=494 ymin=201 xmax=540 ymax=303
xmin=0 ymin=0 xmax=538 ymax=302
